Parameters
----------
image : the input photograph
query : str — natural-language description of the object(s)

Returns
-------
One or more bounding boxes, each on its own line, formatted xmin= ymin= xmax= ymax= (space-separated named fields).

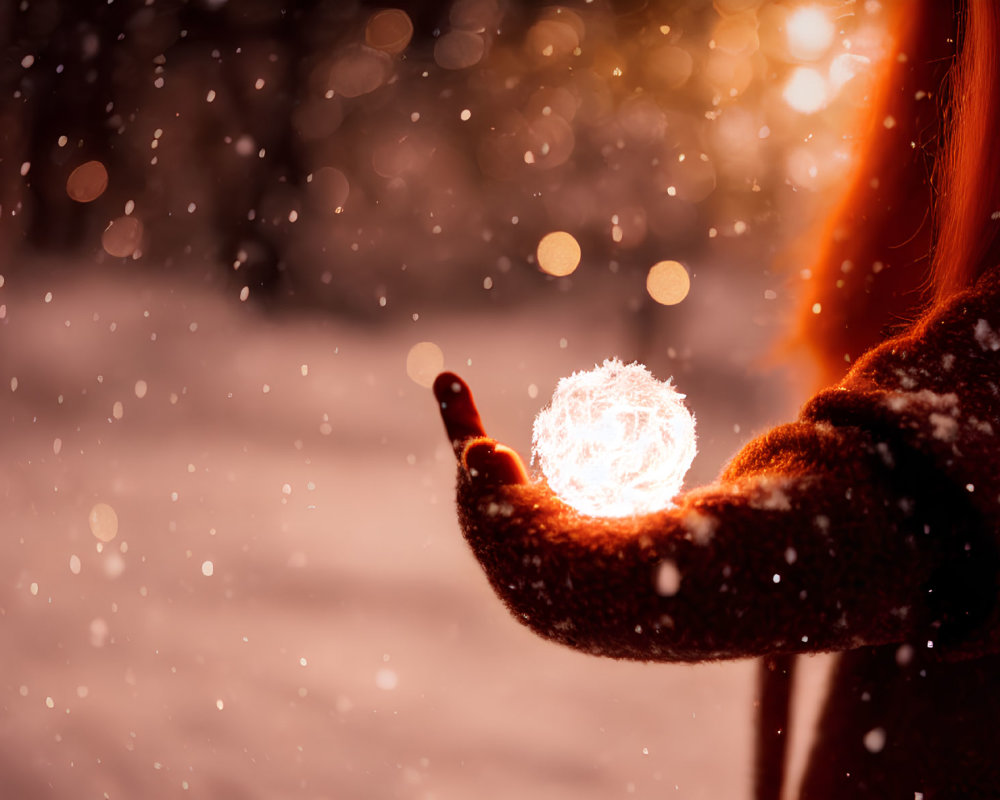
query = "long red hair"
xmin=934 ymin=1 xmax=1000 ymax=301
xmin=797 ymin=0 xmax=1000 ymax=385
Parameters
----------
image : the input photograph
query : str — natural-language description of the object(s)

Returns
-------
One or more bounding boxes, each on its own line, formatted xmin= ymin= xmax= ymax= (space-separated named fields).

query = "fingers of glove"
xmin=463 ymin=439 xmax=529 ymax=486
xmin=433 ymin=372 xmax=486 ymax=451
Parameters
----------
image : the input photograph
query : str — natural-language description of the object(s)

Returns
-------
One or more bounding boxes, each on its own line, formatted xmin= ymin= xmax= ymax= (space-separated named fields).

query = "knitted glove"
xmin=434 ymin=267 xmax=1000 ymax=663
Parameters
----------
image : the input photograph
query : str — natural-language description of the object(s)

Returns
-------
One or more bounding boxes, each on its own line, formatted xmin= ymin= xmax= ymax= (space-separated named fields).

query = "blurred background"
xmin=0 ymin=0 xmax=888 ymax=797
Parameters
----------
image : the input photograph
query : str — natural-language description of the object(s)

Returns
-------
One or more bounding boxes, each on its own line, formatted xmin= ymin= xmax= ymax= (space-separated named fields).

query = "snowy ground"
xmin=0 ymin=260 xmax=830 ymax=799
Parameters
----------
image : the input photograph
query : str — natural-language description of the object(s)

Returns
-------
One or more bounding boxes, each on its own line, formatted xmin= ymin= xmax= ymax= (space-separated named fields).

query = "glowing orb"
xmin=532 ymin=359 xmax=697 ymax=517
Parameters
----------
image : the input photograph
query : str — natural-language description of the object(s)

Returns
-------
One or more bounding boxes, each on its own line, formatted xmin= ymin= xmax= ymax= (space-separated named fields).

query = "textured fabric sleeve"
xmin=448 ymin=265 xmax=1000 ymax=663
xmin=454 ymin=422 xmax=953 ymax=662
xmin=798 ymin=265 xmax=1000 ymax=659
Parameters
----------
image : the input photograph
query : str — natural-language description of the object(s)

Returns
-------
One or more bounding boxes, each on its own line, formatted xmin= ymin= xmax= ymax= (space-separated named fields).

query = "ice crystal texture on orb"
xmin=532 ymin=359 xmax=697 ymax=517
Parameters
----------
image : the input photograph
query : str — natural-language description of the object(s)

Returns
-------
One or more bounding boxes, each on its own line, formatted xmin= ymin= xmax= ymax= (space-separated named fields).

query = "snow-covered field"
xmin=0 ymin=262 xmax=828 ymax=799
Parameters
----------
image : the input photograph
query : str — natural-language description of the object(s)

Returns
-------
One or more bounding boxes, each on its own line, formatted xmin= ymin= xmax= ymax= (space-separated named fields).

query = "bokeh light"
xmin=88 ymin=503 xmax=119 ymax=543
xmin=406 ymin=342 xmax=445 ymax=388
xmin=643 ymin=45 xmax=694 ymax=90
xmin=646 ymin=260 xmax=691 ymax=305
xmin=712 ymin=12 xmax=760 ymax=57
xmin=6 ymin=1 xmax=890 ymax=309
xmin=66 ymin=160 xmax=108 ymax=203
xmin=364 ymin=9 xmax=414 ymax=55
xmin=829 ymin=52 xmax=872 ymax=93
xmin=536 ymin=231 xmax=582 ymax=277
xmin=786 ymin=6 xmax=836 ymax=62
xmin=328 ymin=45 xmax=392 ymax=97
xmin=525 ymin=13 xmax=581 ymax=62
xmin=306 ymin=167 xmax=350 ymax=215
xmin=783 ymin=67 xmax=829 ymax=114
xmin=101 ymin=217 xmax=143 ymax=258
xmin=433 ymin=30 xmax=486 ymax=70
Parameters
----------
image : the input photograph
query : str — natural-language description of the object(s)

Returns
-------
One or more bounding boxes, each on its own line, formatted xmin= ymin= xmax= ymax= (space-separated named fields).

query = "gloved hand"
xmin=432 ymin=268 xmax=1000 ymax=663
xmin=433 ymin=372 xmax=951 ymax=663
xmin=434 ymin=372 xmax=529 ymax=487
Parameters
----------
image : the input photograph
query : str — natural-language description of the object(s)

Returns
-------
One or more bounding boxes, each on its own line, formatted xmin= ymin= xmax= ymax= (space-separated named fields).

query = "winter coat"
xmin=435 ymin=262 xmax=1000 ymax=798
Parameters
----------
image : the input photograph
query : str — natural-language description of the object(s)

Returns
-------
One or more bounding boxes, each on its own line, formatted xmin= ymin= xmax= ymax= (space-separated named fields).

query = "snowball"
xmin=532 ymin=359 xmax=697 ymax=517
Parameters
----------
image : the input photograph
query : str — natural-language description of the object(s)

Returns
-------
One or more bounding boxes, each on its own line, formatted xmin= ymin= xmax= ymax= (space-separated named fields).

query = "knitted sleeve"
xmin=436 ymin=267 xmax=1000 ymax=663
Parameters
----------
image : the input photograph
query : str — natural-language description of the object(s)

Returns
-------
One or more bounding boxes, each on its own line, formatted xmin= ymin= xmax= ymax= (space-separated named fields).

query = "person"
xmin=433 ymin=1 xmax=1000 ymax=797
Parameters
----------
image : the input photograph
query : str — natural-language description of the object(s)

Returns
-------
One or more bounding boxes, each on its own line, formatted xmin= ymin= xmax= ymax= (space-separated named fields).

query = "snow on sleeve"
xmin=974 ymin=319 xmax=1000 ymax=352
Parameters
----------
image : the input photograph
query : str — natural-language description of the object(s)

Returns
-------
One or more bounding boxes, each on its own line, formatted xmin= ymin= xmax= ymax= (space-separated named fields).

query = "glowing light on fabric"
xmin=532 ymin=359 xmax=697 ymax=517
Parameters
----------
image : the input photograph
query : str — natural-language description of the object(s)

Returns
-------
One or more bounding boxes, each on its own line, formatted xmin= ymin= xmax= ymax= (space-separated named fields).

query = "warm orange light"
xmin=829 ymin=52 xmax=871 ymax=92
xmin=786 ymin=6 xmax=835 ymax=61
xmin=783 ymin=67 xmax=828 ymax=113
xmin=712 ymin=13 xmax=759 ymax=57
xmin=536 ymin=231 xmax=581 ymax=277
xmin=532 ymin=359 xmax=697 ymax=517
xmin=646 ymin=260 xmax=691 ymax=305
